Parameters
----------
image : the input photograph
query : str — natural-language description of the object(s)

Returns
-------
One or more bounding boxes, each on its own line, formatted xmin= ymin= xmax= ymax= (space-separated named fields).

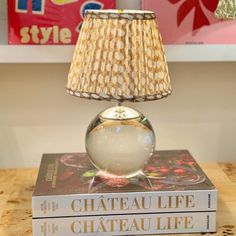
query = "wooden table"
xmin=0 ymin=163 xmax=235 ymax=236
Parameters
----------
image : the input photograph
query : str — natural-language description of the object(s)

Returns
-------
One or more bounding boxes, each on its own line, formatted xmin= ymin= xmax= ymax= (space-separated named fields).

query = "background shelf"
xmin=0 ymin=45 xmax=75 ymax=63
xmin=1 ymin=44 xmax=236 ymax=63
xmin=1 ymin=0 xmax=236 ymax=63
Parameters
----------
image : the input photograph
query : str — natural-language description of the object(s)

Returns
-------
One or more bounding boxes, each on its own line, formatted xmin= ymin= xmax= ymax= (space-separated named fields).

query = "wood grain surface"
xmin=0 ymin=163 xmax=235 ymax=236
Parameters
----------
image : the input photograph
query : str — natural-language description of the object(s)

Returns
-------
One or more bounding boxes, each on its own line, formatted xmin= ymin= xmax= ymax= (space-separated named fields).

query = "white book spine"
xmin=32 ymin=211 xmax=216 ymax=236
xmin=32 ymin=190 xmax=217 ymax=218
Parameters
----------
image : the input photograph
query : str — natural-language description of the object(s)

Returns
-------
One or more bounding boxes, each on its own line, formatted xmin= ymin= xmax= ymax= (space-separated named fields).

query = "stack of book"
xmin=32 ymin=150 xmax=217 ymax=236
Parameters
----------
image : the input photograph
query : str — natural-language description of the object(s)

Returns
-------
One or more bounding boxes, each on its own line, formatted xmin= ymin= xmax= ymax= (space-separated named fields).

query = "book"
xmin=142 ymin=0 xmax=236 ymax=44
xmin=32 ymin=211 xmax=216 ymax=236
xmin=32 ymin=150 xmax=217 ymax=218
xmin=8 ymin=0 xmax=115 ymax=45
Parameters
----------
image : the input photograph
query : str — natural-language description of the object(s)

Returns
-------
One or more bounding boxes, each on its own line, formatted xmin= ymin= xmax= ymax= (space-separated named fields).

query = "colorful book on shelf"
xmin=32 ymin=211 xmax=216 ymax=236
xmin=32 ymin=150 xmax=217 ymax=218
xmin=142 ymin=0 xmax=236 ymax=44
xmin=8 ymin=0 xmax=115 ymax=45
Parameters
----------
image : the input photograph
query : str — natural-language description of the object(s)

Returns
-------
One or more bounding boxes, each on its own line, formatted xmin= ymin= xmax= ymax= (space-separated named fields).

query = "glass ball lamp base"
xmin=85 ymin=104 xmax=155 ymax=179
xmin=88 ymin=171 xmax=153 ymax=192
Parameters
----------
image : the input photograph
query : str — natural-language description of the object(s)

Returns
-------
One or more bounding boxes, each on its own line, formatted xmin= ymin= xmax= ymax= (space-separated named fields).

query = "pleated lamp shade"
xmin=67 ymin=10 xmax=171 ymax=102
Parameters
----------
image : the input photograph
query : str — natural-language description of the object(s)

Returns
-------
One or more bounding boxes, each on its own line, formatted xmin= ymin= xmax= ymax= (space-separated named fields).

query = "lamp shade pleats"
xmin=67 ymin=10 xmax=171 ymax=102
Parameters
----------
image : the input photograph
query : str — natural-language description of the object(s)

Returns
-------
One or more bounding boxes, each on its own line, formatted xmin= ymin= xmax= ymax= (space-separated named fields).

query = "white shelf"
xmin=166 ymin=45 xmax=236 ymax=62
xmin=0 ymin=45 xmax=75 ymax=63
xmin=1 ymin=0 xmax=236 ymax=63
xmin=1 ymin=44 xmax=236 ymax=63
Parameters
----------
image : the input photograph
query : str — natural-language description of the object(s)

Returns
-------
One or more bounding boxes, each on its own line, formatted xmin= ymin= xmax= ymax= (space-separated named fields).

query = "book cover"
xmin=142 ymin=0 xmax=236 ymax=44
xmin=32 ymin=211 xmax=216 ymax=236
xmin=32 ymin=150 xmax=217 ymax=218
xmin=8 ymin=0 xmax=115 ymax=45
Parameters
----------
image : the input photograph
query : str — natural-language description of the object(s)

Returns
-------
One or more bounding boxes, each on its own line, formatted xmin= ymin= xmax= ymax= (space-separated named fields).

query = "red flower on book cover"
xmin=168 ymin=0 xmax=218 ymax=31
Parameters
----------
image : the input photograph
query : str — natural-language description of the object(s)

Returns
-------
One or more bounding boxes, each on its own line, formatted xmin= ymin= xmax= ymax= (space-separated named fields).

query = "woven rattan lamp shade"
xmin=67 ymin=10 xmax=171 ymax=102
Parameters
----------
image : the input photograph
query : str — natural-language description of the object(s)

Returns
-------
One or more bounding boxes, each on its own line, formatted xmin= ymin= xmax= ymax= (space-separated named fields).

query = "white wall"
xmin=0 ymin=62 xmax=236 ymax=168
xmin=0 ymin=0 xmax=236 ymax=168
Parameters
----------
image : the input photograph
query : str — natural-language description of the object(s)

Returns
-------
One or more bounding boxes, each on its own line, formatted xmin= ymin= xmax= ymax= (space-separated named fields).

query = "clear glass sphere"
xmin=85 ymin=105 xmax=155 ymax=178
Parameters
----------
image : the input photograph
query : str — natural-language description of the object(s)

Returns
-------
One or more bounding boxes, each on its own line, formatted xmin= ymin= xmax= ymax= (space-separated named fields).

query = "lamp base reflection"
xmin=85 ymin=105 xmax=156 ymax=178
xmin=88 ymin=170 xmax=153 ymax=192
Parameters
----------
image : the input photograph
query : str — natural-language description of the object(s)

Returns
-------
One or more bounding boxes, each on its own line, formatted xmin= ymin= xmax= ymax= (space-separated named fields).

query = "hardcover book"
xmin=32 ymin=150 xmax=217 ymax=218
xmin=142 ymin=0 xmax=236 ymax=44
xmin=32 ymin=211 xmax=216 ymax=236
xmin=8 ymin=0 xmax=115 ymax=45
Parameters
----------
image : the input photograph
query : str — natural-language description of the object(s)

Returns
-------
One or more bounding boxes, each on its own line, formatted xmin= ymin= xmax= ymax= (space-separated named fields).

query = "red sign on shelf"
xmin=8 ymin=0 xmax=115 ymax=45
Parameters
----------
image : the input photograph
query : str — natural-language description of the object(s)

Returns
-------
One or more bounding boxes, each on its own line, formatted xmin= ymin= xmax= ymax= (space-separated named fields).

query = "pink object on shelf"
xmin=142 ymin=0 xmax=236 ymax=44
xmin=8 ymin=0 xmax=115 ymax=45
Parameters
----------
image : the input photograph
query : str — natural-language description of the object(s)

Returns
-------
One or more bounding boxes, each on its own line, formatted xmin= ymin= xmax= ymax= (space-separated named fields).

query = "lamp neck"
xmin=100 ymin=105 xmax=140 ymax=120
xmin=116 ymin=101 xmax=122 ymax=107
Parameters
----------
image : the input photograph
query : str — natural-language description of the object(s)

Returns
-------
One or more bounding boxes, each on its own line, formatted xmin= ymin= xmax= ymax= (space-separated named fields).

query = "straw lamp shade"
xmin=67 ymin=10 xmax=171 ymax=102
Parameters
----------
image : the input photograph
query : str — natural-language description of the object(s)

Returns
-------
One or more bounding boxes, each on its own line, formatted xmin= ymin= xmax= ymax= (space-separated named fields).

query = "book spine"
xmin=32 ymin=211 xmax=216 ymax=236
xmin=32 ymin=190 xmax=217 ymax=218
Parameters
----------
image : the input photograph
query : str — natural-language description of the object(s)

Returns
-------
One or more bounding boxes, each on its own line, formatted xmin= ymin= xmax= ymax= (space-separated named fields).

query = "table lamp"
xmin=67 ymin=10 xmax=171 ymax=179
